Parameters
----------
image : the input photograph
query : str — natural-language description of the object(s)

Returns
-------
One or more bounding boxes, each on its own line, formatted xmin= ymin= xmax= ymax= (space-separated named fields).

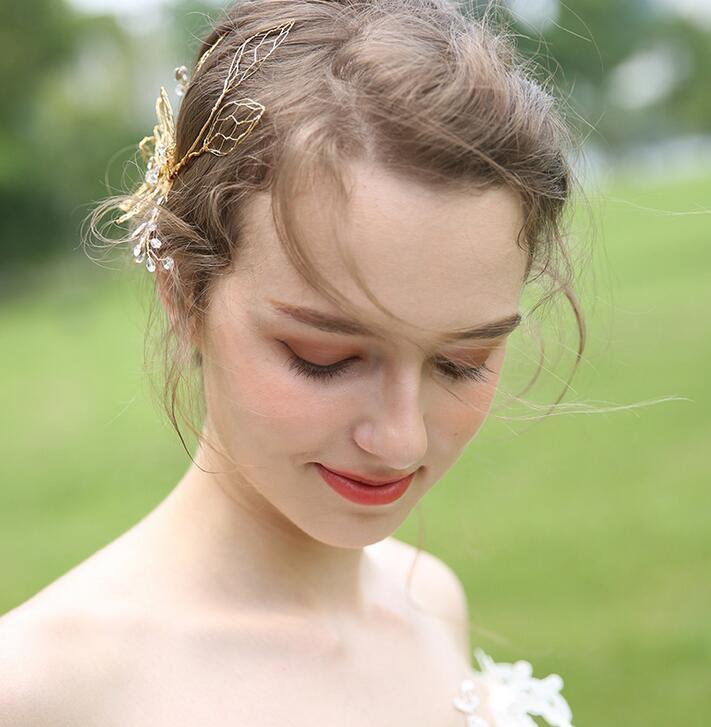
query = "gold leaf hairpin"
xmin=116 ymin=19 xmax=295 ymax=273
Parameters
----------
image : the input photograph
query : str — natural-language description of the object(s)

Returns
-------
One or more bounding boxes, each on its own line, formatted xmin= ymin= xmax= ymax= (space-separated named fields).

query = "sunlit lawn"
xmin=2 ymin=170 xmax=709 ymax=725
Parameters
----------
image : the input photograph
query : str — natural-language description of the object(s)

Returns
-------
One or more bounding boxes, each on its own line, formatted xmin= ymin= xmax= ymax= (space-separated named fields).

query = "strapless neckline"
xmin=452 ymin=648 xmax=574 ymax=726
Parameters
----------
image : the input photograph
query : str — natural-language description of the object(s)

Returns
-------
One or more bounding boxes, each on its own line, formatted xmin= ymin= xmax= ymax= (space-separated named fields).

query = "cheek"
xmin=203 ymin=334 xmax=341 ymax=452
xmin=437 ymin=386 xmax=495 ymax=447
xmin=435 ymin=348 xmax=506 ymax=448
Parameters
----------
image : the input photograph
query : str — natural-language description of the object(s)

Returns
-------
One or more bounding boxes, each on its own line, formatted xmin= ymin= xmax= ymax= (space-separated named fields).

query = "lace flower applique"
xmin=452 ymin=648 xmax=574 ymax=727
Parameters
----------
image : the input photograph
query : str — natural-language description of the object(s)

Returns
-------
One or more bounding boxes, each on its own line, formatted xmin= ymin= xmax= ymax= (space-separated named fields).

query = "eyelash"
xmin=286 ymin=351 xmax=493 ymax=384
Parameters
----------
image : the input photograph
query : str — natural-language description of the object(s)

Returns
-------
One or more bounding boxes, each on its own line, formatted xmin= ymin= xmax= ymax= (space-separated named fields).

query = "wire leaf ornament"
xmin=113 ymin=18 xmax=296 ymax=273
xmin=205 ymin=97 xmax=265 ymax=156
xmin=225 ymin=19 xmax=294 ymax=88
xmin=168 ymin=19 xmax=295 ymax=176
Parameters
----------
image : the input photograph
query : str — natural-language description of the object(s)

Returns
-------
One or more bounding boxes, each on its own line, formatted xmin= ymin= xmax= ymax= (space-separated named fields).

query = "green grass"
xmin=2 ymin=171 xmax=710 ymax=725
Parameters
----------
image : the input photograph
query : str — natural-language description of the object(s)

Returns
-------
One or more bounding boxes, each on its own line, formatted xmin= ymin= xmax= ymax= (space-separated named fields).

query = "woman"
xmin=1 ymin=1 xmax=579 ymax=724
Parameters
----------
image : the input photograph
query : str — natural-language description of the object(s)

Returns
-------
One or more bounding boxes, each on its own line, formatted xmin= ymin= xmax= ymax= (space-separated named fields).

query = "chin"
xmin=283 ymin=481 xmax=421 ymax=550
xmin=304 ymin=526 xmax=397 ymax=550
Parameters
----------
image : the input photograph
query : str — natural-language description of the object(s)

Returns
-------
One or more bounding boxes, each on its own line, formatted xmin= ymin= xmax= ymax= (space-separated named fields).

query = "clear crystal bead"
xmin=146 ymin=257 xmax=156 ymax=273
xmin=175 ymin=66 xmax=189 ymax=96
xmin=145 ymin=166 xmax=159 ymax=186
xmin=150 ymin=237 xmax=162 ymax=249
xmin=133 ymin=242 xmax=142 ymax=257
xmin=162 ymin=256 xmax=174 ymax=271
xmin=130 ymin=221 xmax=148 ymax=239
xmin=135 ymin=251 xmax=145 ymax=263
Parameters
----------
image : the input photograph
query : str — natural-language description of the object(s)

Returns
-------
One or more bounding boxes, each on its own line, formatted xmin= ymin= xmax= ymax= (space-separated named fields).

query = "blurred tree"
xmin=655 ymin=17 xmax=711 ymax=135
xmin=0 ymin=1 xmax=141 ymax=271
xmin=167 ymin=0 xmax=225 ymax=61
xmin=505 ymin=0 xmax=711 ymax=149
xmin=0 ymin=0 xmax=81 ymax=268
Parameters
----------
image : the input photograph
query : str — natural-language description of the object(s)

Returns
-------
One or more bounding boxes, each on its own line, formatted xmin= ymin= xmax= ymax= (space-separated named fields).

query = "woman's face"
xmin=197 ymin=159 xmax=528 ymax=548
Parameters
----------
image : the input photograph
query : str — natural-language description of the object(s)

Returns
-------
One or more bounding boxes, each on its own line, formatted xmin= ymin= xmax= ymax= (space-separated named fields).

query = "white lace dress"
xmin=452 ymin=649 xmax=574 ymax=727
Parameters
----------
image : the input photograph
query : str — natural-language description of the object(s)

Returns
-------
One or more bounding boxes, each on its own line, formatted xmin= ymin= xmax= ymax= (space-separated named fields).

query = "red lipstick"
xmin=316 ymin=463 xmax=416 ymax=505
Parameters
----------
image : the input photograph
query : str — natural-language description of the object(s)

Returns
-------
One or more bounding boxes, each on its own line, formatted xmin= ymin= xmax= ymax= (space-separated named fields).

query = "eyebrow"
xmin=267 ymin=299 xmax=522 ymax=342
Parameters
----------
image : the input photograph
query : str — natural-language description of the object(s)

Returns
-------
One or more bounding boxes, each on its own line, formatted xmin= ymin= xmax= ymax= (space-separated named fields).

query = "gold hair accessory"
xmin=116 ymin=19 xmax=295 ymax=273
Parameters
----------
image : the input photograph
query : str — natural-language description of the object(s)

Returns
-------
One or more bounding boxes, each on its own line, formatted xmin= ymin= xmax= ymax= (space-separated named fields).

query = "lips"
xmin=316 ymin=463 xmax=416 ymax=505
xmin=317 ymin=464 xmax=416 ymax=486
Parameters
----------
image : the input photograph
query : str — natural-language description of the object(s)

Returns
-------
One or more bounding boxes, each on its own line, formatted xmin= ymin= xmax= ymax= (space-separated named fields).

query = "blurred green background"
xmin=1 ymin=1 xmax=710 ymax=725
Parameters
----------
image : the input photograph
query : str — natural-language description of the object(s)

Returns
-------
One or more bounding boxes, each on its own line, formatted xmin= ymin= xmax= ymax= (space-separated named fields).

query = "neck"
xmin=135 ymin=428 xmax=385 ymax=622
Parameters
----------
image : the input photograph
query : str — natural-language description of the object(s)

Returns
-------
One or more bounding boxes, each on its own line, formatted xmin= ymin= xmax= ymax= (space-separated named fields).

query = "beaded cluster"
xmin=114 ymin=19 xmax=295 ymax=274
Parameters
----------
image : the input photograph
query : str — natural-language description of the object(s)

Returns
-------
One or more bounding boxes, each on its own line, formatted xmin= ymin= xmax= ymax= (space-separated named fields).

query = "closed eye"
xmin=284 ymin=349 xmax=493 ymax=384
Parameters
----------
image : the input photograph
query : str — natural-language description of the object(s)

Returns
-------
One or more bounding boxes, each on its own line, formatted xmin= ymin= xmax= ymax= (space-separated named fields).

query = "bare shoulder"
xmin=376 ymin=536 xmax=472 ymax=659
xmin=0 ymin=604 xmax=78 ymax=725
xmin=0 ymin=592 xmax=123 ymax=726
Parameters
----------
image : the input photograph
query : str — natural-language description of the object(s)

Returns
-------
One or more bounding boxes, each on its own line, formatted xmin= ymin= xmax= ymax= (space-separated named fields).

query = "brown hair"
xmin=84 ymin=0 xmax=585 ymax=460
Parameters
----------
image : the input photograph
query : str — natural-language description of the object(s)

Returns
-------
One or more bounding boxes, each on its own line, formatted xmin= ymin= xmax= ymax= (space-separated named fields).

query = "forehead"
xmin=224 ymin=159 xmax=528 ymax=338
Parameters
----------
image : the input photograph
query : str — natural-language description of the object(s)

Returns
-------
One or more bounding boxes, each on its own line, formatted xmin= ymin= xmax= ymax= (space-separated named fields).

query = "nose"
xmin=353 ymin=364 xmax=428 ymax=470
